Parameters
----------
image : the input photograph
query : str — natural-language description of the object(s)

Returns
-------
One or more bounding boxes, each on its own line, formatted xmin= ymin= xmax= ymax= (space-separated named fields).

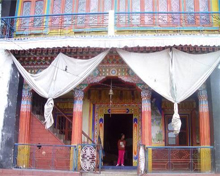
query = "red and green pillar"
xmin=70 ymin=89 xmax=84 ymax=170
xmin=198 ymin=84 xmax=211 ymax=172
xmin=17 ymin=83 xmax=32 ymax=168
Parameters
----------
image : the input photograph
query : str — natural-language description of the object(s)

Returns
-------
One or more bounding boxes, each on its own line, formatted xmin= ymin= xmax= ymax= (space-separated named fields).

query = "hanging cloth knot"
xmin=44 ymin=98 xmax=54 ymax=129
xmin=171 ymin=102 xmax=181 ymax=135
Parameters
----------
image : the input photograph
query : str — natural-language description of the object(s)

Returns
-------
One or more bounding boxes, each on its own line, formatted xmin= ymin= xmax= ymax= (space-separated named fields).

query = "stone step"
xmin=64 ymin=140 xmax=71 ymax=145
xmin=37 ymin=115 xmax=45 ymax=122
xmin=57 ymin=133 xmax=65 ymax=140
xmin=49 ymin=127 xmax=60 ymax=135
xmin=82 ymin=170 xmax=137 ymax=176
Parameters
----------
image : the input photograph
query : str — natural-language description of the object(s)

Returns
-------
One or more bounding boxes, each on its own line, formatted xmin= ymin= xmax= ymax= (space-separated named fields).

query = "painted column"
xmin=71 ymin=89 xmax=84 ymax=145
xmin=17 ymin=83 xmax=32 ymax=168
xmin=141 ymin=89 xmax=152 ymax=172
xmin=70 ymin=89 xmax=84 ymax=170
xmin=198 ymin=84 xmax=211 ymax=172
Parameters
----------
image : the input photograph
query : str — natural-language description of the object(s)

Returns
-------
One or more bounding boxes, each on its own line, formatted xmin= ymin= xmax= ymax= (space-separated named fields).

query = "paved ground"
xmin=0 ymin=169 xmax=220 ymax=176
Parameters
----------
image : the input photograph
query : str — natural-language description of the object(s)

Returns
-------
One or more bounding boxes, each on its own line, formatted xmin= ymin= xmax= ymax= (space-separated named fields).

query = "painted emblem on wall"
xmin=80 ymin=145 xmax=96 ymax=171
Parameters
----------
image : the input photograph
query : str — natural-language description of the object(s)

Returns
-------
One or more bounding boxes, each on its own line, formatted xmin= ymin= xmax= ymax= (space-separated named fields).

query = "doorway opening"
xmin=103 ymin=114 xmax=133 ymax=166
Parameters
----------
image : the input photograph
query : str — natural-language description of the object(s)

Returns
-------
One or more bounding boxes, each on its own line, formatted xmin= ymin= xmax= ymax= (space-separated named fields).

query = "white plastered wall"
xmin=0 ymin=50 xmax=13 ymax=150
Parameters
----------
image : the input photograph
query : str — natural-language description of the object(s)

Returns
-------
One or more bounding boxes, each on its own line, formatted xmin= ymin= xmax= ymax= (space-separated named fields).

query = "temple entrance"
xmin=103 ymin=114 xmax=133 ymax=166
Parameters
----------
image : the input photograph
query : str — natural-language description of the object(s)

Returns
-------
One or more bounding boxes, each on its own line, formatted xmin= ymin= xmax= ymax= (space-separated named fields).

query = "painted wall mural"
xmin=151 ymin=107 xmax=164 ymax=145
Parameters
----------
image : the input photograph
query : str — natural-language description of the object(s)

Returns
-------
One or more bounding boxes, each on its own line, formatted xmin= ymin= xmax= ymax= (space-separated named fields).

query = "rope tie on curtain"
xmin=171 ymin=102 xmax=181 ymax=135
xmin=44 ymin=98 xmax=54 ymax=129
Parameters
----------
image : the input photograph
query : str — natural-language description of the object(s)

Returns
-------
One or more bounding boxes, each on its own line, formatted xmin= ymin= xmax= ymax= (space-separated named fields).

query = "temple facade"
xmin=0 ymin=0 xmax=220 ymax=175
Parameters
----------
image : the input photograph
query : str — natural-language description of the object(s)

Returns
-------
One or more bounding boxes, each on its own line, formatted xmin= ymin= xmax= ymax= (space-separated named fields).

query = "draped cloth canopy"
xmin=5 ymin=49 xmax=110 ymax=128
xmin=3 ymin=47 xmax=220 ymax=132
xmin=117 ymin=48 xmax=220 ymax=134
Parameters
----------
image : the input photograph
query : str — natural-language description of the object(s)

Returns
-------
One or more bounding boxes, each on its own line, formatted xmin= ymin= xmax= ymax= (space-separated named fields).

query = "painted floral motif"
xmin=198 ymin=88 xmax=209 ymax=113
xmin=73 ymin=89 xmax=84 ymax=111
xmin=20 ymin=84 xmax=32 ymax=112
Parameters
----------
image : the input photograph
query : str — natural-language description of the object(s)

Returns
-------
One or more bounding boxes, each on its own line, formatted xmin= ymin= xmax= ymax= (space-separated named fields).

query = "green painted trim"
xmin=15 ymin=0 xmax=20 ymax=17
xmin=219 ymin=0 xmax=220 ymax=11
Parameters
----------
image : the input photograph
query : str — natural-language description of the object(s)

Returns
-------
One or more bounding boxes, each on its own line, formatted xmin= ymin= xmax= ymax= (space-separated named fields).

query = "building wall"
xmin=0 ymin=50 xmax=22 ymax=168
xmin=14 ymin=0 xmax=219 ymax=34
xmin=0 ymin=0 xmax=21 ymax=169
xmin=15 ymin=0 xmax=219 ymax=16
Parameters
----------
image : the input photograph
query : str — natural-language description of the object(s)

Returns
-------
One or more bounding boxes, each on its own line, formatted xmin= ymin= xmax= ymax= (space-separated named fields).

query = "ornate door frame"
xmin=93 ymin=103 xmax=141 ymax=166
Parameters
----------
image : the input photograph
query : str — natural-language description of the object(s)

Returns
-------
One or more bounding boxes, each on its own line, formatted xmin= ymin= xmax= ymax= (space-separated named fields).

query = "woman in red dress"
xmin=116 ymin=133 xmax=126 ymax=166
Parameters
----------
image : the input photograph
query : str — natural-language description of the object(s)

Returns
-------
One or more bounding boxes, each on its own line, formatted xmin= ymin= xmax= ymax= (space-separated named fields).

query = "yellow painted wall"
xmin=212 ymin=0 xmax=219 ymax=27
xmin=82 ymin=98 xmax=90 ymax=143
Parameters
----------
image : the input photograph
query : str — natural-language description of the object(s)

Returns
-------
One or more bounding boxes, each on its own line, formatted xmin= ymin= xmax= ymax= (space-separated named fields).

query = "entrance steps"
xmin=102 ymin=166 xmax=137 ymax=170
xmin=82 ymin=170 xmax=137 ymax=176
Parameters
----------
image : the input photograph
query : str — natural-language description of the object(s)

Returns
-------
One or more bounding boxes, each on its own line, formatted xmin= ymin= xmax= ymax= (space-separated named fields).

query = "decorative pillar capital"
xmin=72 ymin=89 xmax=84 ymax=145
xmin=137 ymin=83 xmax=150 ymax=92
xmin=21 ymin=84 xmax=32 ymax=112
xmin=198 ymin=84 xmax=208 ymax=101
xmin=198 ymin=83 xmax=206 ymax=91
xmin=197 ymin=84 xmax=209 ymax=113
xmin=141 ymin=89 xmax=152 ymax=100
xmin=74 ymin=89 xmax=84 ymax=101
xmin=75 ymin=84 xmax=88 ymax=91
xmin=141 ymin=89 xmax=152 ymax=112
xmin=22 ymin=84 xmax=32 ymax=98
xmin=73 ymin=89 xmax=84 ymax=112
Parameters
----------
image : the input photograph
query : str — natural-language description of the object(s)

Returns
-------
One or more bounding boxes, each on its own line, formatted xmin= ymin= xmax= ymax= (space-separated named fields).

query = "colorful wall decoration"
xmin=151 ymin=111 xmax=164 ymax=146
xmin=93 ymin=104 xmax=141 ymax=166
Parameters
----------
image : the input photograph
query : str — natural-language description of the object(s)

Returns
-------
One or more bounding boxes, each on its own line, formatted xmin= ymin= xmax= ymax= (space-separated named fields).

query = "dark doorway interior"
xmin=103 ymin=114 xmax=133 ymax=166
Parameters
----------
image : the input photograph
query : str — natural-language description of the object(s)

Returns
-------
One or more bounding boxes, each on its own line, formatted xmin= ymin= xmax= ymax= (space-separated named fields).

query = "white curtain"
xmin=117 ymin=48 xmax=220 ymax=134
xmin=117 ymin=49 xmax=173 ymax=101
xmin=172 ymin=48 xmax=220 ymax=102
xmin=5 ymin=49 xmax=109 ymax=128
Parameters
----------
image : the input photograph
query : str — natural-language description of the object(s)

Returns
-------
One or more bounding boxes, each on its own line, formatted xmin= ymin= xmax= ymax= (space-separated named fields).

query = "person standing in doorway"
xmin=116 ymin=133 xmax=126 ymax=166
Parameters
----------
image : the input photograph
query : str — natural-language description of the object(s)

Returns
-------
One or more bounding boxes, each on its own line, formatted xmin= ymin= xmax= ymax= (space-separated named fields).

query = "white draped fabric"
xmin=172 ymin=48 xmax=220 ymax=102
xmin=117 ymin=48 xmax=220 ymax=134
xmin=4 ymin=49 xmax=109 ymax=128
xmin=117 ymin=49 xmax=173 ymax=101
xmin=3 ymin=47 xmax=220 ymax=132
